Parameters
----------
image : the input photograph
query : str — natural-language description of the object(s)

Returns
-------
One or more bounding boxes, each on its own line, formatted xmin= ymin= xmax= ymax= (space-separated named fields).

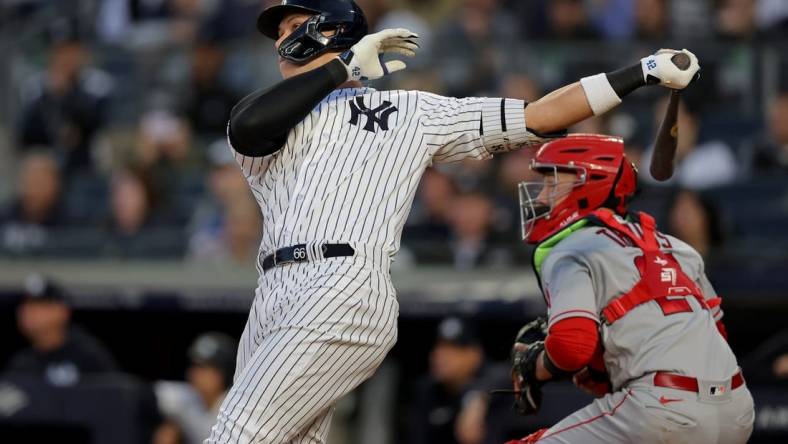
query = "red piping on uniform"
xmin=540 ymin=390 xmax=632 ymax=440
xmin=715 ymin=320 xmax=728 ymax=341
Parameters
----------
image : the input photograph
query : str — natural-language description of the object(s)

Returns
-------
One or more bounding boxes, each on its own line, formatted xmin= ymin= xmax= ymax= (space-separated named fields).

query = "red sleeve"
xmin=716 ymin=319 xmax=728 ymax=341
xmin=544 ymin=317 xmax=599 ymax=372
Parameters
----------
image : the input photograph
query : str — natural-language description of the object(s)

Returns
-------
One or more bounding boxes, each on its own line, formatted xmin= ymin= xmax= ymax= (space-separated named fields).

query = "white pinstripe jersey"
xmin=228 ymin=87 xmax=554 ymax=273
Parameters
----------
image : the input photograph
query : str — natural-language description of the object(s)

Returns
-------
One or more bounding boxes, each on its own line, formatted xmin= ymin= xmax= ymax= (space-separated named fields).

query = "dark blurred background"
xmin=0 ymin=0 xmax=787 ymax=443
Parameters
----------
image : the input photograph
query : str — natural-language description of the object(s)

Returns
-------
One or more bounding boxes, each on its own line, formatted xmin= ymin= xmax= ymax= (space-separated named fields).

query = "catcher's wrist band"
xmin=580 ymin=73 xmax=621 ymax=115
xmin=542 ymin=350 xmax=574 ymax=380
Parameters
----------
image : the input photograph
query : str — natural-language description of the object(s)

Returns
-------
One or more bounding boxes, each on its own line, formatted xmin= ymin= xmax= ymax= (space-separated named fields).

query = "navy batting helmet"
xmin=257 ymin=0 xmax=368 ymax=64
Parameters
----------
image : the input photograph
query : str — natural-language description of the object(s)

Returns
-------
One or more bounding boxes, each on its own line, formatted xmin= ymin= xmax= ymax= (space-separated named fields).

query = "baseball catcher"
xmin=504 ymin=135 xmax=754 ymax=443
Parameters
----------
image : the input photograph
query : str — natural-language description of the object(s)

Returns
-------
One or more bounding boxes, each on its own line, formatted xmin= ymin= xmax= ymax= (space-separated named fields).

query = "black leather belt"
xmin=261 ymin=243 xmax=355 ymax=271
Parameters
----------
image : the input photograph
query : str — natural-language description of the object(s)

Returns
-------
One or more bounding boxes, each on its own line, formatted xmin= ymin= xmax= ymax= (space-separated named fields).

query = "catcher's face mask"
xmin=518 ymin=164 xmax=586 ymax=242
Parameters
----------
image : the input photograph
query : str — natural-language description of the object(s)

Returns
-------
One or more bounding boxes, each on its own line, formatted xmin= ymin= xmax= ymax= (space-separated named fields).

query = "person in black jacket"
xmin=5 ymin=274 xmax=118 ymax=386
xmin=408 ymin=317 xmax=509 ymax=444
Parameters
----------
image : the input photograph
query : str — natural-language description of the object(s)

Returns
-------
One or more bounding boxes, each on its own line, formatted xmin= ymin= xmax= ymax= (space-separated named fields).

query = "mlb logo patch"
xmin=709 ymin=385 xmax=726 ymax=396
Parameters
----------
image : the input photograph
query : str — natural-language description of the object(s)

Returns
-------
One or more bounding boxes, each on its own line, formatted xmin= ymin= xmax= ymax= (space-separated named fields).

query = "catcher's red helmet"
xmin=518 ymin=134 xmax=638 ymax=244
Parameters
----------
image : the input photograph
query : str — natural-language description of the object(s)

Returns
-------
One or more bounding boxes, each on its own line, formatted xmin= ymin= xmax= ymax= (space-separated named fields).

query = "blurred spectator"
xmin=639 ymin=95 xmax=740 ymax=190
xmin=431 ymin=0 xmax=518 ymax=96
xmin=0 ymin=0 xmax=47 ymax=27
xmin=447 ymin=193 xmax=506 ymax=270
xmin=405 ymin=169 xmax=457 ymax=241
xmin=496 ymin=149 xmax=538 ymax=198
xmin=440 ymin=159 xmax=496 ymax=194
xmin=102 ymin=168 xmax=185 ymax=257
xmin=585 ymin=0 xmax=635 ymax=39
xmin=746 ymin=90 xmax=788 ymax=173
xmin=4 ymin=274 xmax=119 ymax=386
xmin=372 ymin=0 xmax=434 ymax=71
xmin=716 ymin=0 xmax=757 ymax=39
xmin=545 ymin=0 xmax=599 ymax=39
xmin=0 ymin=152 xmax=67 ymax=253
xmin=188 ymin=198 xmax=262 ymax=265
xmin=356 ymin=0 xmax=389 ymax=30
xmin=498 ymin=73 xmax=541 ymax=102
xmin=133 ymin=105 xmax=204 ymax=217
xmin=407 ymin=317 xmax=486 ymax=444
xmin=108 ymin=168 xmax=157 ymax=237
xmin=97 ymin=0 xmax=222 ymax=47
xmin=634 ymin=0 xmax=668 ymax=39
xmin=154 ymin=332 xmax=237 ymax=444
xmin=187 ymin=141 xmax=259 ymax=264
xmin=670 ymin=0 xmax=714 ymax=40
xmin=756 ymin=0 xmax=788 ymax=33
xmin=406 ymin=317 xmax=516 ymax=444
xmin=136 ymin=108 xmax=195 ymax=170
xmin=180 ymin=37 xmax=241 ymax=139
xmin=17 ymin=24 xmax=113 ymax=173
xmin=97 ymin=0 xmax=172 ymax=45
xmin=491 ymin=148 xmax=538 ymax=243
xmin=665 ymin=189 xmax=726 ymax=259
xmin=188 ymin=142 xmax=245 ymax=231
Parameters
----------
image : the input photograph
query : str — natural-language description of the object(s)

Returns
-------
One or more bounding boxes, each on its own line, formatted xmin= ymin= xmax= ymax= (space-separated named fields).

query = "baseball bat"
xmin=649 ymin=53 xmax=690 ymax=181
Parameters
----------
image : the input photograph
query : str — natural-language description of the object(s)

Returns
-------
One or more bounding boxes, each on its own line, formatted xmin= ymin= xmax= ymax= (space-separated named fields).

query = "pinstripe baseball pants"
xmin=206 ymin=254 xmax=397 ymax=443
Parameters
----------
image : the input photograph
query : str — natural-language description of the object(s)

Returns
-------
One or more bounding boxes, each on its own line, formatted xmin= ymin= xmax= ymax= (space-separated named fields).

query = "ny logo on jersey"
xmin=661 ymin=267 xmax=677 ymax=285
xmin=348 ymin=97 xmax=398 ymax=132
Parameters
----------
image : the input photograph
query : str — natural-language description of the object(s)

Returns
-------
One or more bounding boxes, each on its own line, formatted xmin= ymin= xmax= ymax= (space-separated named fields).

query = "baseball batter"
xmin=507 ymin=135 xmax=754 ymax=444
xmin=207 ymin=1 xmax=702 ymax=442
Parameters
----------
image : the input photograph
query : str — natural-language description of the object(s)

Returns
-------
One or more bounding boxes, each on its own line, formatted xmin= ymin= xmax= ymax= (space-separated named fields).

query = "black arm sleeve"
xmin=228 ymin=58 xmax=349 ymax=157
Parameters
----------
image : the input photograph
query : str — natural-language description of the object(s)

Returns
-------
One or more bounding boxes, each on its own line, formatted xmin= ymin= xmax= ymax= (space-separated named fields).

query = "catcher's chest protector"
xmin=592 ymin=210 xmax=721 ymax=325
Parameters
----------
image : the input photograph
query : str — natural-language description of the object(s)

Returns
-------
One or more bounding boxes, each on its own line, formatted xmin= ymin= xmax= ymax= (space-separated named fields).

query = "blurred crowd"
xmin=2 ymin=274 xmax=238 ymax=443
xmin=0 ymin=0 xmax=787 ymax=268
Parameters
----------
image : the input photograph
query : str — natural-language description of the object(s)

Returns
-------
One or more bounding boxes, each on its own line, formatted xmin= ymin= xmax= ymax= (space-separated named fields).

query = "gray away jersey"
xmin=540 ymin=220 xmax=739 ymax=390
xmin=228 ymin=87 xmax=555 ymax=273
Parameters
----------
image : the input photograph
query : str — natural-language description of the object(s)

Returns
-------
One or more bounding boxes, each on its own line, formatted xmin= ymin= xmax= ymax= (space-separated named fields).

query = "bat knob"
xmin=671 ymin=53 xmax=691 ymax=70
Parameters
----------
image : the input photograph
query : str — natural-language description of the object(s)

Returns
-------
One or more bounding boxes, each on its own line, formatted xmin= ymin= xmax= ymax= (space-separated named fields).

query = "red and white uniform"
xmin=519 ymin=210 xmax=754 ymax=444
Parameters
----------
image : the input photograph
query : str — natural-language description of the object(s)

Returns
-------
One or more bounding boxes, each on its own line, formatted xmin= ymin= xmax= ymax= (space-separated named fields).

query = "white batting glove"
xmin=338 ymin=28 xmax=419 ymax=81
xmin=640 ymin=48 xmax=700 ymax=90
